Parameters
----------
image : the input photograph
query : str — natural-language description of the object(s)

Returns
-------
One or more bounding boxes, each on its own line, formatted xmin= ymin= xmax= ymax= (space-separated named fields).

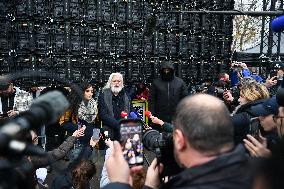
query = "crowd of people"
xmin=1 ymin=60 xmax=284 ymax=189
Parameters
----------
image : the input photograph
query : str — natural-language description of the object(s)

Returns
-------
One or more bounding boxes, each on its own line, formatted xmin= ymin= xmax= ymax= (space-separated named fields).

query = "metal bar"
xmin=158 ymin=10 xmax=284 ymax=16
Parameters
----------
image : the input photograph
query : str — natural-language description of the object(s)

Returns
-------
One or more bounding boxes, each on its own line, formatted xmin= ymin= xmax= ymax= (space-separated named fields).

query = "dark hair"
xmin=173 ymin=94 xmax=234 ymax=153
xmin=72 ymin=160 xmax=96 ymax=189
xmin=79 ymin=81 xmax=93 ymax=92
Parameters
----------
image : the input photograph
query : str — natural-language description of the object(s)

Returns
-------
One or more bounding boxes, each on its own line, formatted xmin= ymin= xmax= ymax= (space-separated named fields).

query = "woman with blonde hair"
xmin=230 ymin=78 xmax=270 ymax=144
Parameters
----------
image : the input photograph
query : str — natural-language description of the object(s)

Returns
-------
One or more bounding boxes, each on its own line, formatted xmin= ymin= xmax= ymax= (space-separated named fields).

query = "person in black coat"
xmin=148 ymin=61 xmax=188 ymax=123
xmin=98 ymin=73 xmax=134 ymax=141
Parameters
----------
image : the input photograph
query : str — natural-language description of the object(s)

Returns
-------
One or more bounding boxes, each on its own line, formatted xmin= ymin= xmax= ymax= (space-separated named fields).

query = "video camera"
xmin=0 ymin=91 xmax=69 ymax=189
xmin=142 ymin=128 xmax=182 ymax=177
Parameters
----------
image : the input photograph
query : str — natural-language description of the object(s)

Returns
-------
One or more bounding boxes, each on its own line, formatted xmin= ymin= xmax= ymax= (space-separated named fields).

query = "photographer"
xmin=267 ymin=61 xmax=284 ymax=96
xmin=230 ymin=62 xmax=250 ymax=87
xmin=102 ymin=94 xmax=254 ymax=189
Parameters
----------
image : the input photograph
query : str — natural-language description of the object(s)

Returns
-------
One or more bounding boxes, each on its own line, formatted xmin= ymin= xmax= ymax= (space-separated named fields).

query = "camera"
xmin=142 ymin=129 xmax=182 ymax=177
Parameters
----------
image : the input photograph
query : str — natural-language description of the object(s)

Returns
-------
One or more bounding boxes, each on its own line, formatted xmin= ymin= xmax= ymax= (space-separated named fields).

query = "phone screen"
xmin=120 ymin=120 xmax=144 ymax=166
xmin=92 ymin=128 xmax=100 ymax=140
xmin=249 ymin=118 xmax=259 ymax=140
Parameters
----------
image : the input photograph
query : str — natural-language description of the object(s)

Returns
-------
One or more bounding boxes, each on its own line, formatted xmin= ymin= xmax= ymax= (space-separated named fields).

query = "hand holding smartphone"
xmin=92 ymin=128 xmax=100 ymax=141
xmin=120 ymin=119 xmax=144 ymax=166
xmin=249 ymin=117 xmax=260 ymax=140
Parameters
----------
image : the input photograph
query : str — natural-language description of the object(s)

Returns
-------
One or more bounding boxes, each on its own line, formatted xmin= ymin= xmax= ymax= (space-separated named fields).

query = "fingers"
xmin=246 ymin=135 xmax=262 ymax=147
xmin=112 ymin=141 xmax=123 ymax=158
xmin=243 ymin=139 xmax=256 ymax=156
xmin=150 ymin=158 xmax=158 ymax=169
xmin=270 ymin=76 xmax=277 ymax=80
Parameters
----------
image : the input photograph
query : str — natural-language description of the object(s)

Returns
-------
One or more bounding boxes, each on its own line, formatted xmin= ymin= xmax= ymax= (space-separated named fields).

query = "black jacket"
xmin=149 ymin=62 xmax=188 ymax=122
xmin=102 ymin=145 xmax=253 ymax=189
xmin=231 ymin=99 xmax=266 ymax=144
xmin=98 ymin=88 xmax=133 ymax=140
xmin=159 ymin=145 xmax=253 ymax=189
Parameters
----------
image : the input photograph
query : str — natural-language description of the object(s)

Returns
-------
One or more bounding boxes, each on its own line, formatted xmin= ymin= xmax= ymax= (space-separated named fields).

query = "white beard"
xmin=111 ymin=85 xmax=123 ymax=94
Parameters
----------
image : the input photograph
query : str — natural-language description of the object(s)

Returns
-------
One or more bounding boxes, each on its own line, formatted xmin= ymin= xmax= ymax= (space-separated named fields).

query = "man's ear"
xmin=174 ymin=129 xmax=187 ymax=151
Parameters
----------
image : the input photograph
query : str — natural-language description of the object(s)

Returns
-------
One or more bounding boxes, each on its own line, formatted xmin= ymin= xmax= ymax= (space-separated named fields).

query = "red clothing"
xmin=135 ymin=88 xmax=149 ymax=100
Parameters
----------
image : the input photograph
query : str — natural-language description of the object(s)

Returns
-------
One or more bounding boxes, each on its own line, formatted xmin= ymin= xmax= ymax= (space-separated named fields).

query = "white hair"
xmin=103 ymin=72 xmax=124 ymax=90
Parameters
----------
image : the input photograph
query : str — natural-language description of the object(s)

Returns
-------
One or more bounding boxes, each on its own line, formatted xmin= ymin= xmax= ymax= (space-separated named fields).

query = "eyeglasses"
xmin=273 ymin=115 xmax=284 ymax=123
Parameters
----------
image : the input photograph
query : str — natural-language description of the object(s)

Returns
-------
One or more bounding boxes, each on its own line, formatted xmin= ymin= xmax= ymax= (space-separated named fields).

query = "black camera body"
xmin=142 ymin=129 xmax=182 ymax=177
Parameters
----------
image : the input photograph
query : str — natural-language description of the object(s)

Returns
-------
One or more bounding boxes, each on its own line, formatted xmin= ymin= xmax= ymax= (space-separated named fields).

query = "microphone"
xmin=145 ymin=111 xmax=153 ymax=118
xmin=0 ymin=91 xmax=69 ymax=155
xmin=121 ymin=111 xmax=128 ymax=119
xmin=9 ymin=140 xmax=46 ymax=156
xmin=129 ymin=112 xmax=138 ymax=119
xmin=272 ymin=15 xmax=284 ymax=32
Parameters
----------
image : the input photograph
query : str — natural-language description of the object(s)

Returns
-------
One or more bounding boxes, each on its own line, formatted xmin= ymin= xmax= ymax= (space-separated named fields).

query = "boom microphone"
xmin=0 ymin=91 xmax=69 ymax=154
xmin=272 ymin=15 xmax=284 ymax=32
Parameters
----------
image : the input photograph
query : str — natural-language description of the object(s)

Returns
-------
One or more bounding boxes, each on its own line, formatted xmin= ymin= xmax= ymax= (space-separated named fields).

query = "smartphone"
xmin=249 ymin=117 xmax=259 ymax=140
xmin=92 ymin=128 xmax=100 ymax=140
xmin=120 ymin=119 xmax=144 ymax=166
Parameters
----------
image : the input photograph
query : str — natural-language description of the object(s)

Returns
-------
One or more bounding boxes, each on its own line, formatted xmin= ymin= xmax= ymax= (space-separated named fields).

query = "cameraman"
xmin=102 ymin=94 xmax=254 ymax=189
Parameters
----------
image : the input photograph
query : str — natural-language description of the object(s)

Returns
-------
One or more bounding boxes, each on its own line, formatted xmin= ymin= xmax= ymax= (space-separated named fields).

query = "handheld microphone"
xmin=145 ymin=111 xmax=153 ymax=118
xmin=272 ymin=15 xmax=284 ymax=32
xmin=129 ymin=112 xmax=138 ymax=119
xmin=121 ymin=111 xmax=128 ymax=119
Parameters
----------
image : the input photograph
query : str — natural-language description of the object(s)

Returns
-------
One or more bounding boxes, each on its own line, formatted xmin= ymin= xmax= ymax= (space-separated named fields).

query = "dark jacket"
xmin=231 ymin=99 xmax=266 ymax=144
xmin=160 ymin=145 xmax=253 ymax=189
xmin=103 ymin=145 xmax=253 ymax=189
xmin=149 ymin=62 xmax=188 ymax=122
xmin=31 ymin=136 xmax=76 ymax=168
xmin=98 ymin=88 xmax=133 ymax=140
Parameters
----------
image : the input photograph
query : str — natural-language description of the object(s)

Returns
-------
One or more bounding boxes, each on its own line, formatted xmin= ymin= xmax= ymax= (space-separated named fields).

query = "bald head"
xmin=173 ymin=94 xmax=234 ymax=153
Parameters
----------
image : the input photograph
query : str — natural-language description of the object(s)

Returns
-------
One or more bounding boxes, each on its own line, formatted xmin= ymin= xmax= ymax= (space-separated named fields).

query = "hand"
xmin=72 ymin=126 xmax=85 ymax=138
xmin=243 ymin=134 xmax=271 ymax=158
xmin=151 ymin=116 xmax=164 ymax=126
xmin=90 ymin=138 xmax=99 ymax=148
xmin=7 ymin=110 xmax=18 ymax=117
xmin=106 ymin=141 xmax=130 ymax=184
xmin=105 ymin=138 xmax=114 ymax=148
xmin=240 ymin=63 xmax=247 ymax=69
xmin=140 ymin=97 xmax=146 ymax=101
xmin=223 ymin=91 xmax=234 ymax=103
xmin=264 ymin=76 xmax=277 ymax=88
xmin=145 ymin=158 xmax=163 ymax=188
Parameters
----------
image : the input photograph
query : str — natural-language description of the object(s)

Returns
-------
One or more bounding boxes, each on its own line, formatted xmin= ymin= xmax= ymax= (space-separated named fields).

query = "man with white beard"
xmin=98 ymin=73 xmax=134 ymax=140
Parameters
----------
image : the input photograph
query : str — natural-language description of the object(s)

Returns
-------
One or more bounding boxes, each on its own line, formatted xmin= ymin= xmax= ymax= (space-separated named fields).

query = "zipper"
xmin=167 ymin=82 xmax=170 ymax=107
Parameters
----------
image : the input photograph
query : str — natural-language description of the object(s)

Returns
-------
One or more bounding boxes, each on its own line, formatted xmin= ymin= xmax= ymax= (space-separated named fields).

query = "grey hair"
xmin=103 ymin=72 xmax=124 ymax=90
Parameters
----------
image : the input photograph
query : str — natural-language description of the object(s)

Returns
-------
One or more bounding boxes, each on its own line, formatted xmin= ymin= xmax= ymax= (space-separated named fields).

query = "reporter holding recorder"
xmin=102 ymin=94 xmax=254 ymax=189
